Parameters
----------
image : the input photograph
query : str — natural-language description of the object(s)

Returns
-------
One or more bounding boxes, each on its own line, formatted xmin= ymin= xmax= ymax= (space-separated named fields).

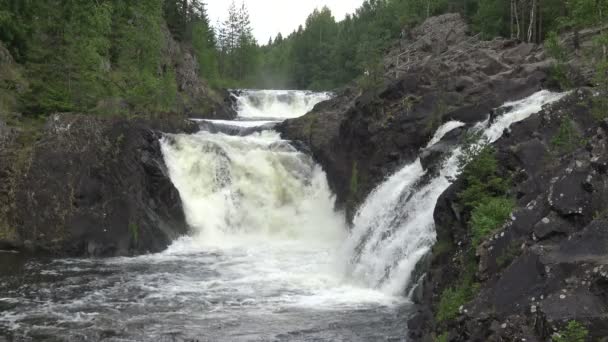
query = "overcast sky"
xmin=205 ymin=0 xmax=364 ymax=44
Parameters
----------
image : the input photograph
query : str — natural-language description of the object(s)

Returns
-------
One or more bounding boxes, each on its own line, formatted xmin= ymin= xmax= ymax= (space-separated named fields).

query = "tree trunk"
xmin=528 ymin=0 xmax=536 ymax=43
xmin=514 ymin=0 xmax=521 ymax=40
xmin=511 ymin=0 xmax=515 ymax=38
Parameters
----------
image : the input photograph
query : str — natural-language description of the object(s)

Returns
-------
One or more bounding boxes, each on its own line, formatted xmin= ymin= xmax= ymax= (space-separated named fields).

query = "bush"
xmin=554 ymin=321 xmax=589 ymax=342
xmin=458 ymin=146 xmax=510 ymax=209
xmin=469 ymin=197 xmax=515 ymax=246
xmin=436 ymin=280 xmax=480 ymax=323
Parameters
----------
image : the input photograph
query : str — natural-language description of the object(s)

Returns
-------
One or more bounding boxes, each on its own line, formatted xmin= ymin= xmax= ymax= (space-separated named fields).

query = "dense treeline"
xmin=256 ymin=0 xmax=607 ymax=90
xmin=0 ymin=0 xmax=219 ymax=115
xmin=1 ymin=0 xmax=607 ymax=117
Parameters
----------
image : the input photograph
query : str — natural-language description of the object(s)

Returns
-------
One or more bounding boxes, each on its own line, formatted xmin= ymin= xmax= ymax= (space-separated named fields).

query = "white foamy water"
xmin=234 ymin=89 xmax=332 ymax=119
xmin=344 ymin=90 xmax=566 ymax=296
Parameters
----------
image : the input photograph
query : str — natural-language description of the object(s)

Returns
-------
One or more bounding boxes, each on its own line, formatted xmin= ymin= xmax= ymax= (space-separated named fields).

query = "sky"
xmin=205 ymin=0 xmax=365 ymax=44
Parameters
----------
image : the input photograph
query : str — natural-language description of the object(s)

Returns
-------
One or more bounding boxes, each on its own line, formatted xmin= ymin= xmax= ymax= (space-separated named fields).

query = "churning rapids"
xmin=0 ymin=89 xmax=564 ymax=341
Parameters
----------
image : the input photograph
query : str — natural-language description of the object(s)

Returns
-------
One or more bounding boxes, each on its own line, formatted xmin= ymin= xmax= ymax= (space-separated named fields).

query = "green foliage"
xmin=458 ymin=143 xmax=514 ymax=245
xmin=551 ymin=117 xmax=583 ymax=153
xmin=470 ymin=197 xmax=515 ymax=246
xmin=553 ymin=321 xmax=589 ymax=342
xmin=436 ymin=258 xmax=480 ymax=323
xmin=458 ymin=145 xmax=510 ymax=210
xmin=546 ymin=31 xmax=573 ymax=90
xmin=473 ymin=0 xmax=509 ymax=39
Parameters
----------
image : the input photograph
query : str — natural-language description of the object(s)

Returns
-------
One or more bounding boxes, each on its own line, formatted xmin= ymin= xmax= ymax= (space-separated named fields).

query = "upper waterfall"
xmin=233 ymin=89 xmax=332 ymax=120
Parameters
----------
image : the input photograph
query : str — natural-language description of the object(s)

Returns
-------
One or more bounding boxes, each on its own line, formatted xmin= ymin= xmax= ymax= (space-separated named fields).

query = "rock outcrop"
xmin=0 ymin=114 xmax=197 ymax=257
xmin=413 ymin=89 xmax=608 ymax=341
xmin=280 ymin=14 xmax=556 ymax=217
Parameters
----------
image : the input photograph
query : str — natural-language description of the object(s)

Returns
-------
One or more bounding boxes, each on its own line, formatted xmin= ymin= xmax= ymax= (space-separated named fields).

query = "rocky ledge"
xmin=279 ymin=13 xmax=577 ymax=218
xmin=0 ymin=114 xmax=197 ymax=257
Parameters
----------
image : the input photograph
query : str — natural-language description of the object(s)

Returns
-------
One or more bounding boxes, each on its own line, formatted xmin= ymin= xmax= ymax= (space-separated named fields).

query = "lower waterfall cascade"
xmin=0 ymin=89 xmax=565 ymax=341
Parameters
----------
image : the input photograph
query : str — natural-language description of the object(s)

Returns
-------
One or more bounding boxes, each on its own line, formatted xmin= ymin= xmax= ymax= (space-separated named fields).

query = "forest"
xmin=1 ymin=0 xmax=607 ymax=116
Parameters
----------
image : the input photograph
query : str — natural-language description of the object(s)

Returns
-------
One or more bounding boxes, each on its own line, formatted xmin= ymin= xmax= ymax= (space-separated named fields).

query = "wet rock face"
xmin=280 ymin=13 xmax=557 ymax=217
xmin=416 ymin=89 xmax=608 ymax=341
xmin=1 ymin=114 xmax=197 ymax=257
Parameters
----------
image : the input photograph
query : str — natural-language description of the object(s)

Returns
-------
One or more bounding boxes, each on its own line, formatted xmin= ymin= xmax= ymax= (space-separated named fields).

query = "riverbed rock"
xmin=0 ymin=114 xmax=197 ymax=257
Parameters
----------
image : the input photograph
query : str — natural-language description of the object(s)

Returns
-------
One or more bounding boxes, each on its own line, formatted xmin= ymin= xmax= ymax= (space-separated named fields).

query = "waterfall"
xmin=234 ymin=89 xmax=332 ymax=120
xmin=344 ymin=90 xmax=566 ymax=296
xmin=161 ymin=130 xmax=347 ymax=246
xmin=163 ymin=89 xmax=565 ymax=300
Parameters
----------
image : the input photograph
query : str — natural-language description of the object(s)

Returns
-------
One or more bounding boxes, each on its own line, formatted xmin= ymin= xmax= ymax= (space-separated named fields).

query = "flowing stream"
xmin=0 ymin=89 xmax=564 ymax=341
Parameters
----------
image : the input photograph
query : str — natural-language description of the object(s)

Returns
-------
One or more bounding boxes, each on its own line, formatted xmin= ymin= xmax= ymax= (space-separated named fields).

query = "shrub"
xmin=469 ymin=197 xmax=515 ymax=246
xmin=554 ymin=321 xmax=589 ymax=342
xmin=436 ymin=281 xmax=479 ymax=323
xmin=459 ymin=146 xmax=510 ymax=210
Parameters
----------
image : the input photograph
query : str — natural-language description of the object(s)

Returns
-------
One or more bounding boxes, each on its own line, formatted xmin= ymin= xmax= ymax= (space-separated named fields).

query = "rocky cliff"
xmin=410 ymin=89 xmax=608 ymax=341
xmin=0 ymin=114 xmax=197 ymax=257
xmin=280 ymin=14 xmax=566 ymax=218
